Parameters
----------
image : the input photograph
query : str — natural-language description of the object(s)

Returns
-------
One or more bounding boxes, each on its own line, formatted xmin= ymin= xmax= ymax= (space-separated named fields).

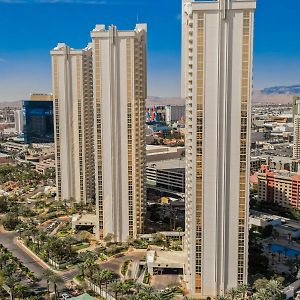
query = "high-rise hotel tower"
xmin=91 ymin=24 xmax=147 ymax=242
xmin=293 ymin=96 xmax=300 ymax=159
xmin=51 ymin=44 xmax=95 ymax=204
xmin=182 ymin=0 xmax=256 ymax=297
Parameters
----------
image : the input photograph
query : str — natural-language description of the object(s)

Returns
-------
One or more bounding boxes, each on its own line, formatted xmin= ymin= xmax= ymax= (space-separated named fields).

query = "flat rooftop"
xmin=146 ymin=145 xmax=184 ymax=154
xmin=147 ymin=158 xmax=185 ymax=171
xmin=250 ymin=210 xmax=282 ymax=222
xmin=154 ymin=250 xmax=186 ymax=265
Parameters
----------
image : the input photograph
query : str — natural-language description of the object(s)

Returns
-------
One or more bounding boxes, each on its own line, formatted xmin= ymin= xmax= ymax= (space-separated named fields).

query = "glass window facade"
xmin=23 ymin=100 xmax=54 ymax=144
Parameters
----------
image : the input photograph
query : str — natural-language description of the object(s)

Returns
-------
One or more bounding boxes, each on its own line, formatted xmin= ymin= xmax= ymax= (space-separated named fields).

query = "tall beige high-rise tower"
xmin=293 ymin=96 xmax=300 ymax=159
xmin=91 ymin=24 xmax=147 ymax=242
xmin=51 ymin=43 xmax=95 ymax=204
xmin=182 ymin=0 xmax=256 ymax=297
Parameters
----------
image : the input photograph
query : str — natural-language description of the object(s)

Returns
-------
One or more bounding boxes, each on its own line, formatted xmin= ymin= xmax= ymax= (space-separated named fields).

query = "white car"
xmin=61 ymin=293 xmax=71 ymax=300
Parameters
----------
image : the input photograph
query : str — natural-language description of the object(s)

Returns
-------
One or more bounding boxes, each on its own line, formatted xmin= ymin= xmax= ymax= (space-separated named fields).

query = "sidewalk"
xmin=15 ymin=237 xmax=77 ymax=280
xmin=15 ymin=237 xmax=52 ymax=270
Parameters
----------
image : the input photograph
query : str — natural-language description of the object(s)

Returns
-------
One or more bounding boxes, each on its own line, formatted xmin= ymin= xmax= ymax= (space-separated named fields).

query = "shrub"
xmin=121 ymin=260 xmax=131 ymax=276
xmin=2 ymin=213 xmax=21 ymax=231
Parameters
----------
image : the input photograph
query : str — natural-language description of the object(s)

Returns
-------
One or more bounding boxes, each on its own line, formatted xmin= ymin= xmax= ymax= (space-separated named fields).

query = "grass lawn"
xmin=72 ymin=242 xmax=90 ymax=252
xmin=56 ymin=228 xmax=74 ymax=237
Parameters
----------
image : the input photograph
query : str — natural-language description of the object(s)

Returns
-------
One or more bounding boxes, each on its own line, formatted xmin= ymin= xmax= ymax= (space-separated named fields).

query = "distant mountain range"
xmin=1 ymin=85 xmax=299 ymax=108
xmin=0 ymin=101 xmax=22 ymax=109
xmin=253 ymin=85 xmax=300 ymax=104
xmin=146 ymin=97 xmax=184 ymax=107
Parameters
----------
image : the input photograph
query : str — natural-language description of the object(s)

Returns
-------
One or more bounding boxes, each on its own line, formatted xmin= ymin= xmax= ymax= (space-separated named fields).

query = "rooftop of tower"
xmin=92 ymin=23 xmax=147 ymax=33
xmin=187 ymin=0 xmax=256 ymax=2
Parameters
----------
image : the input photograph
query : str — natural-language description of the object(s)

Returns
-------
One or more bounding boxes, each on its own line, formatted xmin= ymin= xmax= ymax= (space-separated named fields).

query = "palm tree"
xmin=5 ymin=276 xmax=18 ymax=300
xmin=3 ymin=262 xmax=18 ymax=278
xmin=84 ymin=256 xmax=97 ymax=279
xmin=0 ymin=252 xmax=9 ymax=269
xmin=255 ymin=288 xmax=271 ymax=300
xmin=37 ymin=231 xmax=47 ymax=249
xmin=126 ymin=295 xmax=138 ymax=300
xmin=176 ymin=226 xmax=183 ymax=243
xmin=42 ymin=269 xmax=54 ymax=293
xmin=104 ymin=233 xmax=115 ymax=244
xmin=49 ymin=273 xmax=63 ymax=299
xmin=253 ymin=278 xmax=269 ymax=291
xmin=266 ymin=279 xmax=282 ymax=296
xmin=138 ymin=286 xmax=157 ymax=299
xmin=108 ymin=281 xmax=123 ymax=300
xmin=151 ymin=292 xmax=166 ymax=300
xmin=227 ymin=288 xmax=239 ymax=300
xmin=0 ymin=271 xmax=5 ymax=287
xmin=14 ymin=283 xmax=28 ymax=299
xmin=238 ymin=284 xmax=249 ymax=300
xmin=133 ymin=282 xmax=144 ymax=294
xmin=94 ymin=269 xmax=107 ymax=293
xmin=216 ymin=295 xmax=229 ymax=300
xmin=102 ymin=269 xmax=114 ymax=291
xmin=77 ymin=263 xmax=85 ymax=278
xmin=119 ymin=281 xmax=131 ymax=297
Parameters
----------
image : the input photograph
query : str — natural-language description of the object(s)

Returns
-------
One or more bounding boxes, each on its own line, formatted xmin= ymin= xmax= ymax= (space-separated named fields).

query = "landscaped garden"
xmin=0 ymin=243 xmax=38 ymax=299
xmin=21 ymin=227 xmax=80 ymax=269
xmin=75 ymin=256 xmax=183 ymax=300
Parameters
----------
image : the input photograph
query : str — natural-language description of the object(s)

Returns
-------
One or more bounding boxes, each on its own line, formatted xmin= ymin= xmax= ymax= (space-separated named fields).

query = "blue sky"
xmin=0 ymin=0 xmax=299 ymax=101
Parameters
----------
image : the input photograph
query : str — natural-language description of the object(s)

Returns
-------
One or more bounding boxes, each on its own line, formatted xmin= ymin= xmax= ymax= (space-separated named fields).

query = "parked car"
xmin=61 ymin=293 xmax=71 ymax=300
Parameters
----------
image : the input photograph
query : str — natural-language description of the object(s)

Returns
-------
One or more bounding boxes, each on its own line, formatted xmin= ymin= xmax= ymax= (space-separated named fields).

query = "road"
xmin=0 ymin=228 xmax=77 ymax=293
xmin=0 ymin=230 xmax=46 ymax=282
xmin=99 ymin=250 xmax=146 ymax=274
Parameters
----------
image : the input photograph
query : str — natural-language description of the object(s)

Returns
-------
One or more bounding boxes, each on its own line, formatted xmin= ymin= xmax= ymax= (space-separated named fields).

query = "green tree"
xmin=227 ymin=288 xmax=239 ymax=300
xmin=49 ymin=273 xmax=63 ymax=299
xmin=254 ymin=288 xmax=271 ymax=300
xmin=0 ymin=197 xmax=8 ymax=213
xmin=104 ymin=233 xmax=115 ymax=244
xmin=42 ymin=269 xmax=54 ymax=293
xmin=102 ymin=269 xmax=114 ymax=291
xmin=84 ymin=256 xmax=97 ymax=279
xmin=14 ymin=283 xmax=29 ymax=299
xmin=77 ymin=263 xmax=85 ymax=278
xmin=238 ymin=284 xmax=249 ymax=300
xmin=1 ymin=212 xmax=21 ymax=231
xmin=133 ymin=282 xmax=144 ymax=294
xmin=266 ymin=279 xmax=283 ymax=297
xmin=216 ymin=296 xmax=229 ymax=300
xmin=5 ymin=275 xmax=18 ymax=300
xmin=94 ymin=269 xmax=108 ymax=293
xmin=108 ymin=281 xmax=123 ymax=300
xmin=253 ymin=278 xmax=269 ymax=291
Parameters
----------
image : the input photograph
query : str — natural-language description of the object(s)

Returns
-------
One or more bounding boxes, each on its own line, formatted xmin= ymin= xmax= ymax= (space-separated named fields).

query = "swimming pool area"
xmin=267 ymin=243 xmax=300 ymax=257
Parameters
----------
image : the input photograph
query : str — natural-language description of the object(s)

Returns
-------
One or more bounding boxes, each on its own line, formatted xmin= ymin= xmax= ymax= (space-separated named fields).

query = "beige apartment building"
xmin=30 ymin=93 xmax=53 ymax=101
xmin=51 ymin=44 xmax=95 ymax=204
xmin=182 ymin=0 xmax=256 ymax=297
xmin=258 ymin=165 xmax=300 ymax=209
xmin=91 ymin=24 xmax=147 ymax=242
xmin=293 ymin=96 xmax=300 ymax=159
